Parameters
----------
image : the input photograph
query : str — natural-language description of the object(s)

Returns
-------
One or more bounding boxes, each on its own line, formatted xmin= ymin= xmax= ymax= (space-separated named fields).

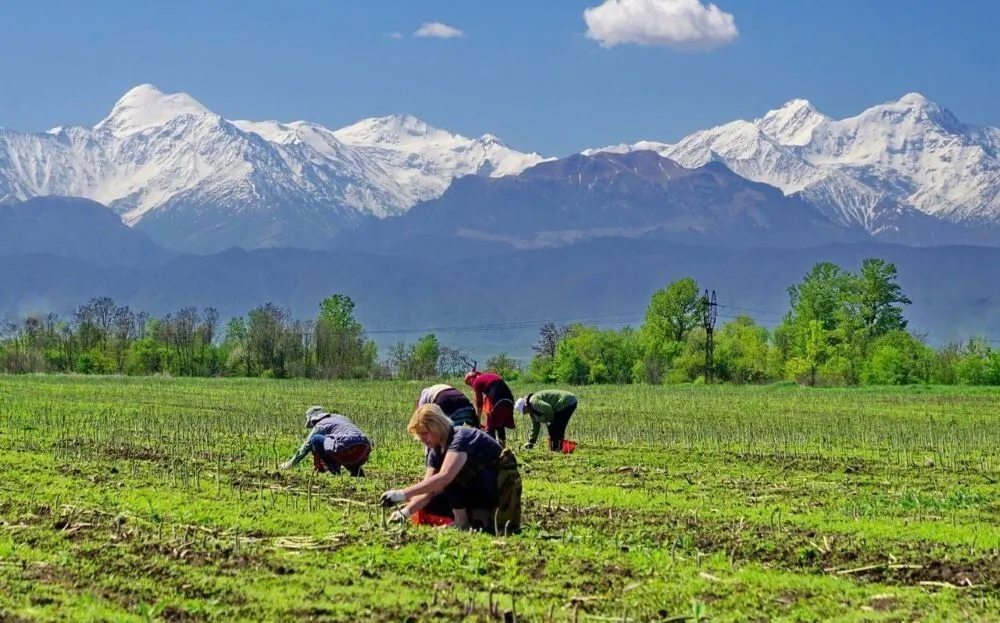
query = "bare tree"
xmin=532 ymin=322 xmax=569 ymax=360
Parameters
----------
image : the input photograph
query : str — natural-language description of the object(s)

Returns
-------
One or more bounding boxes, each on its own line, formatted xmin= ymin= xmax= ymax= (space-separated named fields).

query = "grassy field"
xmin=1 ymin=376 xmax=1000 ymax=621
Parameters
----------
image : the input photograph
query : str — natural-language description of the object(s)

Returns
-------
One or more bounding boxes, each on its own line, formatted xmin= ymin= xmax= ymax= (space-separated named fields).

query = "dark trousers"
xmin=547 ymin=399 xmax=577 ymax=451
xmin=488 ymin=426 xmax=507 ymax=446
xmin=425 ymin=463 xmax=499 ymax=517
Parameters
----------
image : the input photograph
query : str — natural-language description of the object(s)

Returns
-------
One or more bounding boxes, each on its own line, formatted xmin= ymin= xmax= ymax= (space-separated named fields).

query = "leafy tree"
xmin=319 ymin=294 xmax=361 ymax=332
xmin=779 ymin=260 xmax=911 ymax=385
xmin=553 ymin=325 xmax=640 ymax=385
xmin=786 ymin=262 xmax=853 ymax=333
xmin=643 ymin=277 xmax=703 ymax=343
xmin=860 ymin=331 xmax=933 ymax=385
xmin=224 ymin=317 xmax=251 ymax=376
xmin=527 ymin=322 xmax=569 ymax=382
xmin=315 ymin=294 xmax=377 ymax=378
xmin=713 ymin=316 xmax=773 ymax=384
xmin=411 ymin=334 xmax=441 ymax=379
xmin=785 ymin=320 xmax=829 ymax=386
xmin=953 ymin=338 xmax=994 ymax=385
xmin=638 ymin=277 xmax=703 ymax=382
xmin=247 ymin=303 xmax=286 ymax=377
xmin=856 ymin=258 xmax=912 ymax=339
xmin=486 ymin=352 xmax=521 ymax=381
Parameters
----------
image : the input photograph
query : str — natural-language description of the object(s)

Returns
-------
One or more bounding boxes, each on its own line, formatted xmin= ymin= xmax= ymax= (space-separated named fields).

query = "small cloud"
xmin=383 ymin=32 xmax=404 ymax=40
xmin=413 ymin=22 xmax=465 ymax=39
xmin=583 ymin=0 xmax=738 ymax=51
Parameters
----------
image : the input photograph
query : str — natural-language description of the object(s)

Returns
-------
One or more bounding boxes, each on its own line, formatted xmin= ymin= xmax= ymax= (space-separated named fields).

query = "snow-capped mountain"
xmin=585 ymin=93 xmax=1000 ymax=241
xmin=0 ymin=84 xmax=545 ymax=252
xmin=331 ymin=114 xmax=549 ymax=204
xmin=4 ymin=84 xmax=1000 ymax=253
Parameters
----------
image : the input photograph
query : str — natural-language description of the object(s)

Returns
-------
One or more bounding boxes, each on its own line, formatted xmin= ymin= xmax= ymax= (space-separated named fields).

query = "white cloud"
xmin=413 ymin=22 xmax=465 ymax=39
xmin=583 ymin=0 xmax=738 ymax=51
xmin=384 ymin=32 xmax=404 ymax=40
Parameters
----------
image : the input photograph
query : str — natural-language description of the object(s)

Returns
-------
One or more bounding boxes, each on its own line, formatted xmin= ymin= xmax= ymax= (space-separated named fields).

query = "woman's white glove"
xmin=380 ymin=490 xmax=407 ymax=507
xmin=388 ymin=508 xmax=411 ymax=524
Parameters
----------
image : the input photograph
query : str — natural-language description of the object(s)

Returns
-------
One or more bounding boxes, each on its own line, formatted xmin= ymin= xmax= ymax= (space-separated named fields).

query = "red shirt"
xmin=469 ymin=372 xmax=513 ymax=411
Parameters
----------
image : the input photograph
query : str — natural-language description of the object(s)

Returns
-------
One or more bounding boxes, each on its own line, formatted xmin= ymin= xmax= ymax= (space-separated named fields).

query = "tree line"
xmin=530 ymin=258 xmax=1000 ymax=386
xmin=0 ymin=293 xmax=492 ymax=380
xmin=3 ymin=257 xmax=1000 ymax=385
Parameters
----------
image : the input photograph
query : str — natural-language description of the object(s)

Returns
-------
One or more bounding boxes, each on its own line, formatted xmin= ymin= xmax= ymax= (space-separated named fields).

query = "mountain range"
xmin=0 ymin=84 xmax=546 ymax=253
xmin=2 ymin=85 xmax=1000 ymax=253
xmin=340 ymin=150 xmax=869 ymax=252
xmin=4 ymin=86 xmax=1000 ymax=357
xmin=585 ymin=93 xmax=1000 ymax=245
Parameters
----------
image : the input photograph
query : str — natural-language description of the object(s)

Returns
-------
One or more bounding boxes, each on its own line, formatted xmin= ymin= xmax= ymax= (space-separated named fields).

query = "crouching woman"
xmin=279 ymin=406 xmax=372 ymax=477
xmin=381 ymin=403 xmax=522 ymax=534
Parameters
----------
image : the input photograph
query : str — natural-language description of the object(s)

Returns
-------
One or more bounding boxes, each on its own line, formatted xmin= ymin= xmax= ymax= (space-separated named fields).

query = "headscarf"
xmin=418 ymin=384 xmax=453 ymax=406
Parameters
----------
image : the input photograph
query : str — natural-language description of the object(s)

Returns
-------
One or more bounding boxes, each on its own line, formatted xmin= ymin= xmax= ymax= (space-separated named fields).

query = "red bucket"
xmin=561 ymin=439 xmax=578 ymax=454
xmin=411 ymin=510 xmax=454 ymax=527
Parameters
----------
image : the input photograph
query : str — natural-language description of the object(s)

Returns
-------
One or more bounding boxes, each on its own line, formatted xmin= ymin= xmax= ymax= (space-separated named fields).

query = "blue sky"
xmin=1 ymin=0 xmax=997 ymax=156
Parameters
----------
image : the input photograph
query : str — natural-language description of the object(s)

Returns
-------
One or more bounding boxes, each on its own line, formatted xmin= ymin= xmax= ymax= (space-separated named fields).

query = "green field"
xmin=2 ymin=376 xmax=1000 ymax=621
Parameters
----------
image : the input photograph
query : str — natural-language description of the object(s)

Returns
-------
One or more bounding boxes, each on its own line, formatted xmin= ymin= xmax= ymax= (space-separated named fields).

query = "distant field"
xmin=2 ymin=376 xmax=1000 ymax=621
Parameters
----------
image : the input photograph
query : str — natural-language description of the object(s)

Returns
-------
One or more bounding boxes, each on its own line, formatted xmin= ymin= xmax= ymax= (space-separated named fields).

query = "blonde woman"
xmin=380 ymin=403 xmax=502 ymax=530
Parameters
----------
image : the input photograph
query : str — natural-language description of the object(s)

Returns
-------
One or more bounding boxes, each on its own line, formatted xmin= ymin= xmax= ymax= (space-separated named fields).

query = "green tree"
xmin=411 ymin=334 xmax=441 ymax=379
xmin=315 ymin=294 xmax=377 ymax=378
xmin=713 ymin=316 xmax=773 ymax=384
xmin=780 ymin=262 xmax=862 ymax=384
xmin=247 ymin=303 xmax=286 ymax=377
xmin=856 ymin=258 xmax=912 ymax=339
xmin=224 ymin=317 xmax=251 ymax=376
xmin=860 ymin=331 xmax=933 ymax=385
xmin=786 ymin=262 xmax=853 ymax=333
xmin=486 ymin=352 xmax=521 ymax=381
xmin=527 ymin=322 xmax=569 ymax=382
xmin=552 ymin=325 xmax=640 ymax=385
xmin=638 ymin=277 xmax=703 ymax=382
xmin=319 ymin=294 xmax=361 ymax=331
xmin=785 ymin=320 xmax=829 ymax=386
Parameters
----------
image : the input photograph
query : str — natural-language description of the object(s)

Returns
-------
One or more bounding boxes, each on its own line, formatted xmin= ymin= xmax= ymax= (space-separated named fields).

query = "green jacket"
xmin=526 ymin=390 xmax=576 ymax=445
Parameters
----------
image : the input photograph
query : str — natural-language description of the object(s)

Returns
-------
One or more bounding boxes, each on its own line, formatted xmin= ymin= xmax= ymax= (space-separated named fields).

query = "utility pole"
xmin=701 ymin=289 xmax=717 ymax=383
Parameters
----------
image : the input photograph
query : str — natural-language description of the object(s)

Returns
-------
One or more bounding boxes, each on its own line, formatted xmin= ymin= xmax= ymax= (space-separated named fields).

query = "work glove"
xmin=388 ymin=508 xmax=411 ymax=524
xmin=380 ymin=490 xmax=406 ymax=507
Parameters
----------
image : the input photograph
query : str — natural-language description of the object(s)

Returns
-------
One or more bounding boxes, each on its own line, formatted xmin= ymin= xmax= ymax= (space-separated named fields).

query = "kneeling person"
xmin=280 ymin=406 xmax=372 ymax=477
xmin=381 ymin=404 xmax=511 ymax=531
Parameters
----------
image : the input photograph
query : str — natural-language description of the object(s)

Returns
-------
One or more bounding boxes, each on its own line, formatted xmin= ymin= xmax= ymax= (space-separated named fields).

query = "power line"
xmin=362 ymin=302 xmax=790 ymax=337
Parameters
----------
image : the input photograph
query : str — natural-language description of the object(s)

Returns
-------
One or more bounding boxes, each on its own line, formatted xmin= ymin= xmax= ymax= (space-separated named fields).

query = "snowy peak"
xmin=897 ymin=92 xmax=932 ymax=107
xmin=833 ymin=92 xmax=969 ymax=139
xmin=756 ymin=98 xmax=829 ymax=146
xmin=0 ymin=83 xmax=550 ymax=251
xmin=333 ymin=113 xmax=447 ymax=147
xmin=583 ymin=90 xmax=1000 ymax=237
xmin=334 ymin=112 xmax=548 ymax=201
xmin=94 ymin=84 xmax=213 ymax=138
